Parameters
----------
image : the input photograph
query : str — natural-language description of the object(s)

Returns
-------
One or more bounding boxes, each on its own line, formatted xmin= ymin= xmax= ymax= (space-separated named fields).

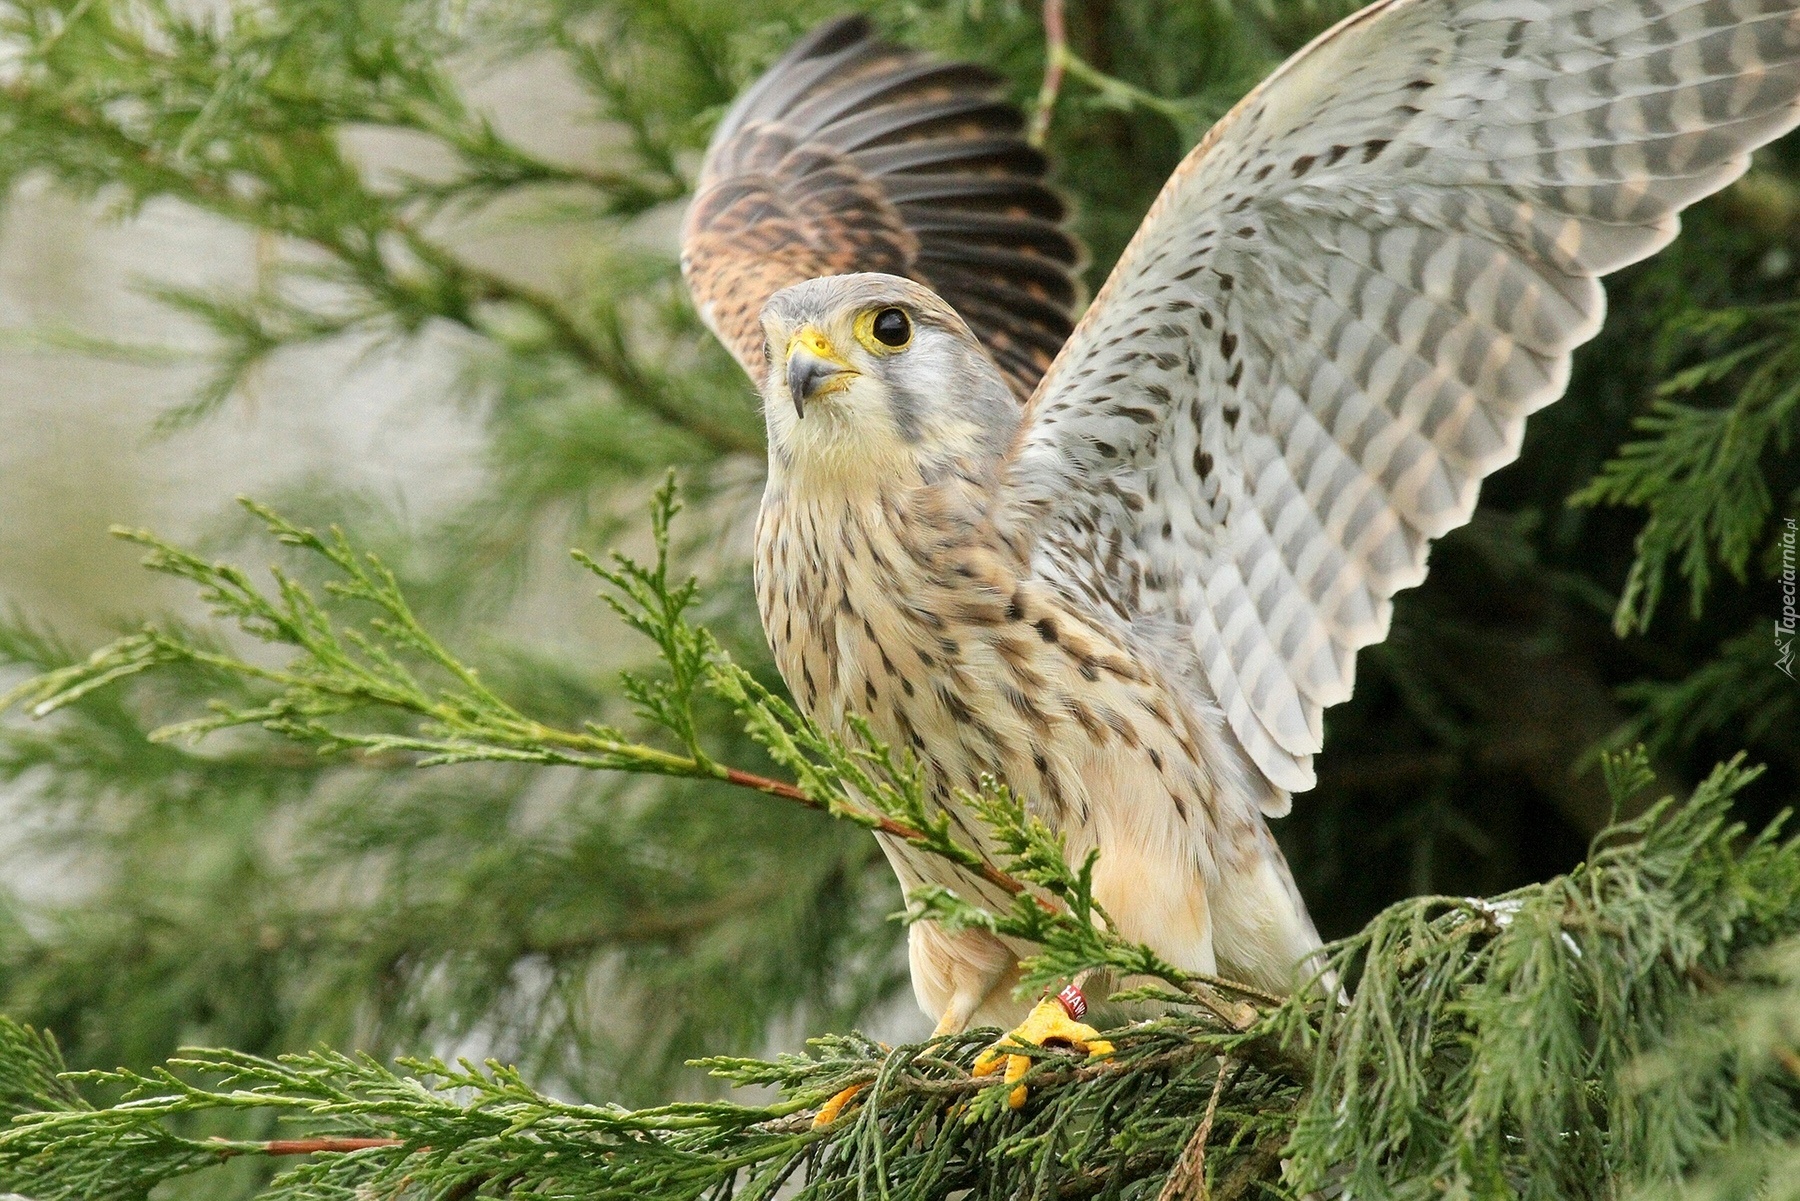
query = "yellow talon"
xmin=812 ymin=1039 xmax=892 ymax=1127
xmin=812 ymin=1081 xmax=869 ymax=1127
xmin=971 ymin=996 xmax=1114 ymax=1110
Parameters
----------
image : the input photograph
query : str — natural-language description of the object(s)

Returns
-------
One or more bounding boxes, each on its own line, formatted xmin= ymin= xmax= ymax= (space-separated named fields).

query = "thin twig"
xmin=1182 ymin=974 xmax=1286 ymax=1009
xmin=1055 ymin=50 xmax=1192 ymax=127
xmin=722 ymin=767 xmax=1040 ymax=903
xmin=1156 ymin=1058 xmax=1238 ymax=1201
xmin=261 ymin=1137 xmax=403 ymax=1155
xmin=214 ymin=1136 xmax=405 ymax=1157
xmin=1180 ymin=984 xmax=1259 ymax=1034
xmin=1030 ymin=0 xmax=1068 ymax=147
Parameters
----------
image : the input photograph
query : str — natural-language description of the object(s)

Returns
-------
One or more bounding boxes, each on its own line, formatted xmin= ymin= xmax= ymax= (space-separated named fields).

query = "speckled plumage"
xmin=754 ymin=276 xmax=1322 ymax=1021
xmin=696 ymin=0 xmax=1800 ymax=1031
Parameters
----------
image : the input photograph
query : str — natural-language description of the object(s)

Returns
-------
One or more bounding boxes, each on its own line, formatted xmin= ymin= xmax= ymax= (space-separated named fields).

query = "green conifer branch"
xmin=1274 ymin=749 xmax=1800 ymax=1196
xmin=1572 ymin=301 xmax=1800 ymax=634
xmin=0 ymin=754 xmax=1793 ymax=1200
xmin=0 ymin=1014 xmax=1291 ymax=1201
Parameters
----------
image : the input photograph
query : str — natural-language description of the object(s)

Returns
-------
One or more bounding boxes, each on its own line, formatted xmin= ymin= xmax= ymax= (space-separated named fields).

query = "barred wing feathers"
xmin=1004 ymin=0 xmax=1800 ymax=799
xmin=681 ymin=16 xmax=1083 ymax=398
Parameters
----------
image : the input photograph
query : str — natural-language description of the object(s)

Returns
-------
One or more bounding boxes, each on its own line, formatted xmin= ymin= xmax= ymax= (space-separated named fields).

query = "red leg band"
xmin=1055 ymin=983 xmax=1087 ymax=1022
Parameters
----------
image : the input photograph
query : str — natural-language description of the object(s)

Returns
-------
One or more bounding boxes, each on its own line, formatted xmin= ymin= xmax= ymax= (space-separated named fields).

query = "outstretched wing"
xmin=681 ymin=16 xmax=1084 ymax=398
xmin=1003 ymin=0 xmax=1800 ymax=798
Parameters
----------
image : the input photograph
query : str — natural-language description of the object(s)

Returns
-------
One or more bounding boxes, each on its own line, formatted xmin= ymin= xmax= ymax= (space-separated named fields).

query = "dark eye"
xmin=871 ymin=307 xmax=911 ymax=348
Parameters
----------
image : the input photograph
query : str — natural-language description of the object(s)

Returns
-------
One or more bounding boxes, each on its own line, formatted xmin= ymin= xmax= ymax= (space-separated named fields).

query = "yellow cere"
xmin=788 ymin=325 xmax=848 ymax=365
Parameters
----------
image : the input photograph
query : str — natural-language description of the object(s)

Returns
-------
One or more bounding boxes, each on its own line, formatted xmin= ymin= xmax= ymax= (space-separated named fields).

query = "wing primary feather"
xmin=822 ymin=97 xmax=1027 ymax=154
xmin=902 ymin=209 xmax=1081 ymax=259
xmin=683 ymin=18 xmax=1083 ymax=398
xmin=713 ymin=17 xmax=879 ymax=142
xmin=882 ymin=173 xmax=1069 ymax=219
xmin=786 ymin=60 xmax=1010 ymax=132
xmin=852 ymin=135 xmax=1052 ymax=177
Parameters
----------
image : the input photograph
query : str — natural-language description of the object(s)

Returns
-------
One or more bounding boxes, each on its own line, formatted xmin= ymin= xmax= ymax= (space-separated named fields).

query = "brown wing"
xmin=680 ymin=15 xmax=1083 ymax=398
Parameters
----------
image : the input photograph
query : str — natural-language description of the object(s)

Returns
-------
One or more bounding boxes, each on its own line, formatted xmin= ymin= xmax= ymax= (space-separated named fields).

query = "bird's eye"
xmin=871 ymin=307 xmax=911 ymax=348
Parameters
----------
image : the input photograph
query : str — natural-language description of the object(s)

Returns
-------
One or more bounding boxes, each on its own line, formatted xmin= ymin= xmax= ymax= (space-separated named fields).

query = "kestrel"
xmin=682 ymin=2 xmax=1800 ymax=1057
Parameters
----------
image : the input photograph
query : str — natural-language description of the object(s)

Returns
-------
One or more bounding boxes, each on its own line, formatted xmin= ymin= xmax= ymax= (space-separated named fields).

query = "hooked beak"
xmin=784 ymin=327 xmax=855 ymax=418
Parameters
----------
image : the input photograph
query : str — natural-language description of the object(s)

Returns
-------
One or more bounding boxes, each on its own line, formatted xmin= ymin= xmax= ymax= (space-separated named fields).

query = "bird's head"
xmin=758 ymin=273 xmax=1019 ymax=488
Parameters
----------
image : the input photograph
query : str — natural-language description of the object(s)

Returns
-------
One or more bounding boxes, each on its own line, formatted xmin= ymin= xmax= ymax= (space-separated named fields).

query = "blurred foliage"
xmin=0 ymin=0 xmax=1797 ymax=1179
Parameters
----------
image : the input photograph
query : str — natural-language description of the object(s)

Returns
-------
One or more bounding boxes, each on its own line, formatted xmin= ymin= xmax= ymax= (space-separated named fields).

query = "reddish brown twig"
xmin=721 ymin=766 xmax=815 ymax=805
xmin=721 ymin=767 xmax=1044 ymax=906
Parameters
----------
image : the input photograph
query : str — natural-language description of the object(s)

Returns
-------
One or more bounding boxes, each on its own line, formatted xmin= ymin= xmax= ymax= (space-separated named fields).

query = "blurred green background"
xmin=0 ymin=3 xmax=1796 ymax=1188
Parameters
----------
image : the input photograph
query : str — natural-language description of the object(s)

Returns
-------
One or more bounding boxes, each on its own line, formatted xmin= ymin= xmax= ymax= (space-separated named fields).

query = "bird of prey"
xmin=682 ymin=1 xmax=1800 ymax=1074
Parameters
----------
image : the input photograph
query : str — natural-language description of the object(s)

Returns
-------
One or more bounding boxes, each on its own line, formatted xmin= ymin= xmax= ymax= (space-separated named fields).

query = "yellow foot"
xmin=812 ymin=1081 xmax=868 ymax=1127
xmin=971 ymin=989 xmax=1114 ymax=1110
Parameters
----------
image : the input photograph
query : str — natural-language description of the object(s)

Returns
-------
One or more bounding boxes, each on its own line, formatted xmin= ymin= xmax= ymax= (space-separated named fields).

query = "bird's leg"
xmin=971 ymin=979 xmax=1113 ymax=1110
xmin=815 ymin=971 xmax=1001 ymax=1127
xmin=930 ymin=977 xmax=996 ymax=1037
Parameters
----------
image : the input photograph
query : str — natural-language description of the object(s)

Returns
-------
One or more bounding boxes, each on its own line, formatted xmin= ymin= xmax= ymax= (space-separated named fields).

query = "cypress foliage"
xmin=0 ymin=497 xmax=1795 ymax=1195
xmin=0 ymin=0 xmax=1797 ymax=1196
